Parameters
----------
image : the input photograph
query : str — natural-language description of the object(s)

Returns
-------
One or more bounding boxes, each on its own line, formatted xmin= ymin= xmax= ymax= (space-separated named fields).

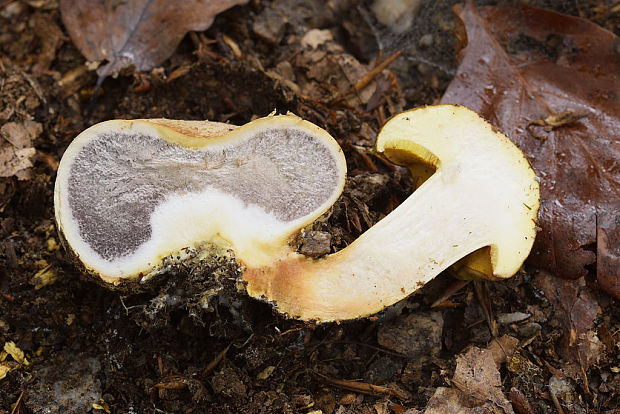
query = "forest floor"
xmin=0 ymin=0 xmax=618 ymax=413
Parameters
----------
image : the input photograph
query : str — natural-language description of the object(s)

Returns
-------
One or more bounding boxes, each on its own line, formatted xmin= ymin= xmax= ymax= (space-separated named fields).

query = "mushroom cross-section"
xmin=55 ymin=106 xmax=540 ymax=322
xmin=54 ymin=115 xmax=346 ymax=283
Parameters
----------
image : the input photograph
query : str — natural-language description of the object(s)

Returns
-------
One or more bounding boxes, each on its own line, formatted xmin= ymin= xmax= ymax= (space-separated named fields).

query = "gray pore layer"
xmin=67 ymin=127 xmax=339 ymax=261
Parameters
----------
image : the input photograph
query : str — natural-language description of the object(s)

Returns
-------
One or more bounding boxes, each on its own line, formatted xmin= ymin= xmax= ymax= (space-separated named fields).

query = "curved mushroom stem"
xmin=243 ymin=105 xmax=540 ymax=322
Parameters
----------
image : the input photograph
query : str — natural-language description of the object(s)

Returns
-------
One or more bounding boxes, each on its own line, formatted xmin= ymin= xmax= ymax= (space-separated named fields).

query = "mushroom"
xmin=55 ymin=106 xmax=540 ymax=322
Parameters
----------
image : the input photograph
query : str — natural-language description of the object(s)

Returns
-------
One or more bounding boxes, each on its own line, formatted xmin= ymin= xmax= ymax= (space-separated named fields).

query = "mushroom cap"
xmin=54 ymin=115 xmax=346 ymax=284
xmin=375 ymin=105 xmax=540 ymax=278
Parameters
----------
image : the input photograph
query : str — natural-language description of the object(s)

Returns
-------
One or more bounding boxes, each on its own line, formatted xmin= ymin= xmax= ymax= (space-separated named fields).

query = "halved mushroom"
xmin=54 ymin=115 xmax=346 ymax=284
xmin=55 ymin=106 xmax=540 ymax=322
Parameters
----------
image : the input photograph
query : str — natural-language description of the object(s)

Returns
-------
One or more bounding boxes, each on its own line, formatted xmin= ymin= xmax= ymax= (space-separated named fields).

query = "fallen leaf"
xmin=533 ymin=273 xmax=598 ymax=383
xmin=60 ymin=0 xmax=248 ymax=77
xmin=424 ymin=387 xmax=492 ymax=413
xmin=597 ymin=211 xmax=620 ymax=297
xmin=0 ymin=120 xmax=41 ymax=180
xmin=487 ymin=334 xmax=519 ymax=367
xmin=3 ymin=341 xmax=29 ymax=366
xmin=0 ymin=147 xmax=36 ymax=179
xmin=0 ymin=362 xmax=14 ymax=381
xmin=452 ymin=347 xmax=514 ymax=413
xmin=441 ymin=2 xmax=620 ymax=297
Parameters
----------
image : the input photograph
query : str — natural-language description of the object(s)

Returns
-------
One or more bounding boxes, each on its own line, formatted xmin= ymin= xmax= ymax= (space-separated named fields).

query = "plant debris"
xmin=59 ymin=0 xmax=248 ymax=76
xmin=441 ymin=2 xmax=620 ymax=298
xmin=451 ymin=347 xmax=514 ymax=413
xmin=0 ymin=0 xmax=618 ymax=412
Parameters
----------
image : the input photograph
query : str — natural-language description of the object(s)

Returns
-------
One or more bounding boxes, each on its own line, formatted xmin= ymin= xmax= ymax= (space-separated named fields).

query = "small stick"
xmin=202 ymin=343 xmax=231 ymax=376
xmin=338 ymin=51 xmax=402 ymax=100
xmin=474 ymin=281 xmax=498 ymax=337
xmin=315 ymin=371 xmax=408 ymax=400
xmin=10 ymin=391 xmax=24 ymax=414
xmin=153 ymin=375 xmax=190 ymax=390
xmin=86 ymin=75 xmax=106 ymax=121
xmin=549 ymin=390 xmax=565 ymax=414
xmin=431 ymin=279 xmax=470 ymax=308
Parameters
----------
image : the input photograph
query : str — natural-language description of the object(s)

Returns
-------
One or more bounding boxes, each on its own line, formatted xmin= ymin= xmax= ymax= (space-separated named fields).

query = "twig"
xmin=549 ymin=390 xmax=565 ymax=414
xmin=202 ymin=343 xmax=231 ymax=376
xmin=526 ymin=109 xmax=587 ymax=140
xmin=19 ymin=69 xmax=46 ymax=104
xmin=1 ymin=290 xmax=15 ymax=302
xmin=332 ymin=51 xmax=402 ymax=103
xmin=153 ymin=375 xmax=191 ymax=390
xmin=332 ymin=341 xmax=407 ymax=359
xmin=233 ymin=333 xmax=254 ymax=349
xmin=349 ymin=51 xmax=402 ymax=95
xmin=86 ymin=75 xmax=106 ymax=121
xmin=314 ymin=371 xmax=408 ymax=400
xmin=577 ymin=350 xmax=591 ymax=396
xmin=473 ymin=281 xmax=498 ymax=337
xmin=592 ymin=1 xmax=620 ymax=20
xmin=431 ymin=279 xmax=470 ymax=308
xmin=10 ymin=391 xmax=24 ymax=414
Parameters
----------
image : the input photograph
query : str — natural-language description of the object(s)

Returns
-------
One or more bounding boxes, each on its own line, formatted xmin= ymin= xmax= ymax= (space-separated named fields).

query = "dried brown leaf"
xmin=441 ymin=2 xmax=620 ymax=297
xmin=452 ymin=347 xmax=514 ymax=413
xmin=424 ymin=387 xmax=481 ymax=413
xmin=0 ymin=120 xmax=41 ymax=179
xmin=487 ymin=335 xmax=519 ymax=368
xmin=60 ymin=0 xmax=248 ymax=77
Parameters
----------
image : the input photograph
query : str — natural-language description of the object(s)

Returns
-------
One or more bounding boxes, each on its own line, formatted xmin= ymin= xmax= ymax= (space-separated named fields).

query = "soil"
xmin=0 ymin=0 xmax=618 ymax=413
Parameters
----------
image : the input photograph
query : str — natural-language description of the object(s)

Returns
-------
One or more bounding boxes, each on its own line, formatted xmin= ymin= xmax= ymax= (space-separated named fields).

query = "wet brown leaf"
xmin=441 ymin=2 xmax=620 ymax=297
xmin=533 ymin=273 xmax=598 ymax=381
xmin=60 ymin=0 xmax=248 ymax=77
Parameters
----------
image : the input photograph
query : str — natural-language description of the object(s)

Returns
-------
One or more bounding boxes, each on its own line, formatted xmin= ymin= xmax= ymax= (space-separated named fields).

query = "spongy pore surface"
xmin=67 ymin=127 xmax=340 ymax=262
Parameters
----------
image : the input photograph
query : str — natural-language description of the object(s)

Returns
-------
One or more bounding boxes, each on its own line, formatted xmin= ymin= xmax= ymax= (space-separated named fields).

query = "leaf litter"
xmin=59 ymin=0 xmax=249 ymax=77
xmin=441 ymin=2 xmax=620 ymax=299
xmin=0 ymin=0 xmax=619 ymax=412
xmin=440 ymin=3 xmax=618 ymax=405
xmin=0 ymin=59 xmax=42 ymax=180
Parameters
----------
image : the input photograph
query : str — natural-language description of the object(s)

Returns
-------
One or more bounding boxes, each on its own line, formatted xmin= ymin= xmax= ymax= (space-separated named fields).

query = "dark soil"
xmin=0 ymin=0 xmax=618 ymax=413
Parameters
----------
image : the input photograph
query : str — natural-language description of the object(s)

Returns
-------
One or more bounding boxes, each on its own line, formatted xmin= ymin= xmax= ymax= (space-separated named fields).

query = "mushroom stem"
xmin=244 ymin=105 xmax=539 ymax=321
